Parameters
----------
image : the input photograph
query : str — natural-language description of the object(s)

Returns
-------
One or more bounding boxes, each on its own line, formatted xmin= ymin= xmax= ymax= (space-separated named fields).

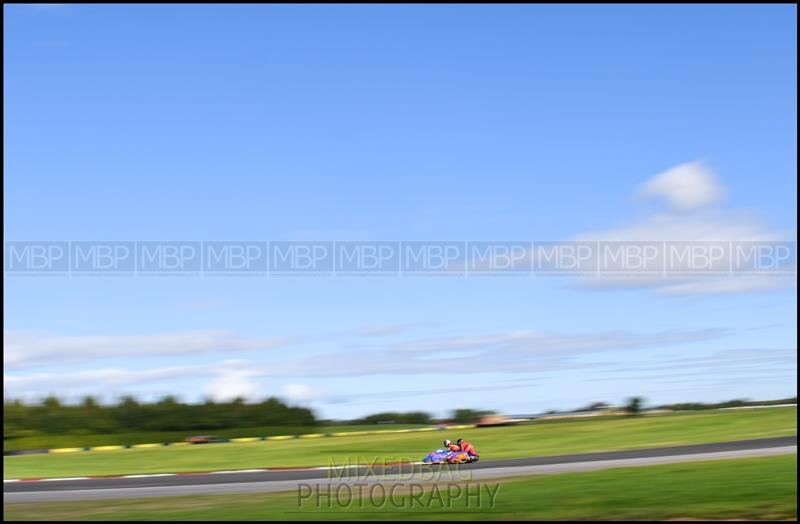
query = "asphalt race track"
xmin=5 ymin=436 xmax=796 ymax=503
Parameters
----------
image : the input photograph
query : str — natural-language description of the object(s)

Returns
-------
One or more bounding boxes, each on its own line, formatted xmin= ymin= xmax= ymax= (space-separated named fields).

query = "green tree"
xmin=625 ymin=396 xmax=644 ymax=415
xmin=451 ymin=408 xmax=495 ymax=423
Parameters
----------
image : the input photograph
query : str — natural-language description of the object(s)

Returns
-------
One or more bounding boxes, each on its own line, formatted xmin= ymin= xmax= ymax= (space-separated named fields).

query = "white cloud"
xmin=271 ymin=327 xmax=728 ymax=378
xmin=5 ymin=360 xmax=264 ymax=403
xmin=572 ymin=161 xmax=794 ymax=295
xmin=385 ymin=329 xmax=726 ymax=355
xmin=3 ymin=327 xmax=730 ymax=400
xmin=281 ymin=383 xmax=324 ymax=403
xmin=576 ymin=209 xmax=783 ymax=243
xmin=207 ymin=362 xmax=260 ymax=402
xmin=574 ymin=211 xmax=794 ymax=295
xmin=453 ymin=163 xmax=792 ymax=295
xmin=4 ymin=364 xmax=214 ymax=399
xmin=4 ymin=330 xmax=295 ymax=369
xmin=590 ymin=347 xmax=797 ymax=386
xmin=353 ymin=378 xmax=544 ymax=405
xmin=637 ymin=161 xmax=725 ymax=211
xmin=652 ymin=276 xmax=794 ymax=296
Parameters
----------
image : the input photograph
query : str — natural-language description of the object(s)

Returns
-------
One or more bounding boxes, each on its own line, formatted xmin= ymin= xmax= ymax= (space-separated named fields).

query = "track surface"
xmin=5 ymin=436 xmax=796 ymax=502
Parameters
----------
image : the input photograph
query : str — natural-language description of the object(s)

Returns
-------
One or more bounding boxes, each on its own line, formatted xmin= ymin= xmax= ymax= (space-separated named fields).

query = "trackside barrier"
xmin=2 ymin=449 xmax=49 ymax=456
xmin=32 ymin=424 xmax=478 ymax=454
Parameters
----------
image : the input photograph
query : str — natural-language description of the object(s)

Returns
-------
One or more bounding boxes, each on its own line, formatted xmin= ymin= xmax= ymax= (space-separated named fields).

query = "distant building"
xmin=476 ymin=415 xmax=515 ymax=427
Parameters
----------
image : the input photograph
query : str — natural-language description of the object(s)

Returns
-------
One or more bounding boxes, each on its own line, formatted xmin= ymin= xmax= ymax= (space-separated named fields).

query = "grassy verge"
xmin=4 ymin=407 xmax=795 ymax=479
xmin=3 ymin=424 xmax=431 ymax=451
xmin=5 ymin=455 xmax=796 ymax=520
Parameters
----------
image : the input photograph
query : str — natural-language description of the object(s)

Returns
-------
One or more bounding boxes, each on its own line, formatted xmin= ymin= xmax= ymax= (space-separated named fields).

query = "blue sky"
xmin=4 ymin=4 xmax=797 ymax=419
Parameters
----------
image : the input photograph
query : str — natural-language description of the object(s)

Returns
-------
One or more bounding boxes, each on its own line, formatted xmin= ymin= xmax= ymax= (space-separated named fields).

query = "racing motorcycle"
xmin=421 ymin=448 xmax=479 ymax=464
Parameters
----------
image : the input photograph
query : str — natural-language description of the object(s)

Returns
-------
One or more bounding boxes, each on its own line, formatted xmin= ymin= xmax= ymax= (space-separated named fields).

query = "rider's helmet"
xmin=456 ymin=438 xmax=464 ymax=445
xmin=443 ymin=439 xmax=451 ymax=448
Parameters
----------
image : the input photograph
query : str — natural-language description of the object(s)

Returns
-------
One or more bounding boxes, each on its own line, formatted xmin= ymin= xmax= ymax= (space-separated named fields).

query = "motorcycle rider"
xmin=456 ymin=438 xmax=479 ymax=459
xmin=444 ymin=439 xmax=461 ymax=452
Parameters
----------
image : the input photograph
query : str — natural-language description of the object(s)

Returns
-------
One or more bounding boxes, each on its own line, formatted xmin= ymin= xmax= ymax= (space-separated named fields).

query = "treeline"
xmin=451 ymin=408 xmax=496 ymax=423
xmin=655 ymin=397 xmax=797 ymax=411
xmin=346 ymin=409 xmax=496 ymax=425
xmin=4 ymin=395 xmax=316 ymax=438
xmin=348 ymin=411 xmax=433 ymax=424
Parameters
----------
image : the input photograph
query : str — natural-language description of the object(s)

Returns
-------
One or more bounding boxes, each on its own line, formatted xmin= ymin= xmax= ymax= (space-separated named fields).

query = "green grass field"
xmin=3 ymin=424 xmax=431 ymax=451
xmin=5 ymin=455 xmax=796 ymax=520
xmin=4 ymin=407 xmax=795 ymax=479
